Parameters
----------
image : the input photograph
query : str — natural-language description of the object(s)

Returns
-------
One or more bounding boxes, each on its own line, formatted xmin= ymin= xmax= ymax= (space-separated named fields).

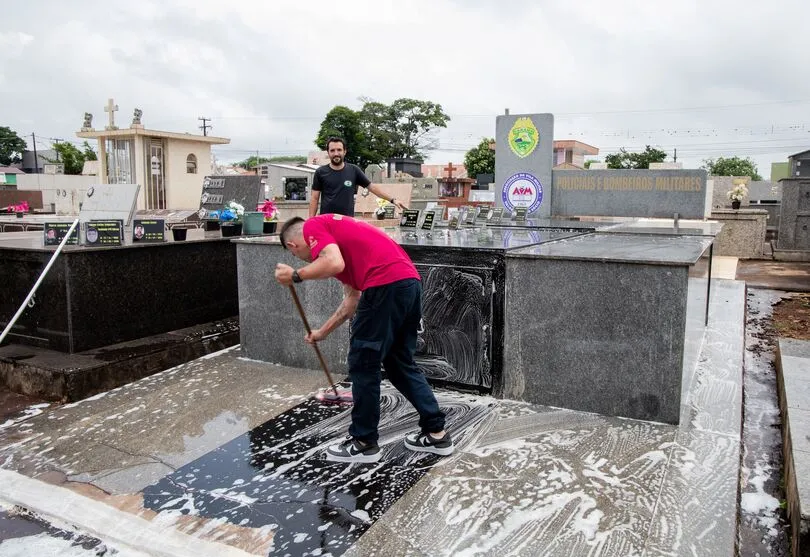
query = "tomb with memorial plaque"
xmin=199 ymin=175 xmax=264 ymax=229
xmin=0 ymin=184 xmax=240 ymax=353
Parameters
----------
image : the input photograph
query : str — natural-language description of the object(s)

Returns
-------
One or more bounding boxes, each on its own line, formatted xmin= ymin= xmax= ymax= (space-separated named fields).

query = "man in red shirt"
xmin=274 ymin=214 xmax=454 ymax=463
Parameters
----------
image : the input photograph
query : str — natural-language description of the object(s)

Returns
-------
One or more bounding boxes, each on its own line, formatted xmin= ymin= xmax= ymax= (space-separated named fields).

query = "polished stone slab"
xmin=143 ymin=386 xmax=493 ymax=556
xmin=508 ymin=232 xmax=713 ymax=265
xmin=382 ymin=226 xmax=583 ymax=251
xmin=776 ymin=338 xmax=810 ymax=554
xmin=601 ymin=218 xmax=724 ymax=237
xmin=480 ymin=216 xmax=614 ymax=230
xmin=0 ymin=278 xmax=745 ymax=556
xmin=502 ymin=253 xmax=701 ymax=423
xmin=0 ymin=229 xmax=239 ymax=352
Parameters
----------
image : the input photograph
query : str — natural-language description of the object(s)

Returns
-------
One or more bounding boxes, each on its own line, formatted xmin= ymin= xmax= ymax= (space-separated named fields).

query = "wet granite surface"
xmin=502 ymin=256 xmax=698 ymax=423
xmin=143 ymin=387 xmax=493 ymax=556
xmin=601 ymin=218 xmax=724 ymax=237
xmin=0 ymin=277 xmax=745 ymax=555
xmin=508 ymin=232 xmax=713 ymax=265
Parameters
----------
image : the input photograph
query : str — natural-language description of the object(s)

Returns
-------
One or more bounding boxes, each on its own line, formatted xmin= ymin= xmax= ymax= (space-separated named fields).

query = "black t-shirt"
xmin=312 ymin=163 xmax=371 ymax=216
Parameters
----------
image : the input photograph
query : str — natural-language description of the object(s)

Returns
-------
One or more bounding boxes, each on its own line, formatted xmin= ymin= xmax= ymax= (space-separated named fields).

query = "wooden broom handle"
xmin=288 ymin=284 xmax=340 ymax=396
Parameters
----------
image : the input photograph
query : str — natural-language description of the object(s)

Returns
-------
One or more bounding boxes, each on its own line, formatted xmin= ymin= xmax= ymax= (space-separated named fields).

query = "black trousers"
xmin=348 ymin=278 xmax=445 ymax=444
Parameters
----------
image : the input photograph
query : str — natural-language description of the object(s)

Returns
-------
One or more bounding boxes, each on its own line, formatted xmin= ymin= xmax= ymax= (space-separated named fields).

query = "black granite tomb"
xmin=0 ymin=230 xmax=239 ymax=353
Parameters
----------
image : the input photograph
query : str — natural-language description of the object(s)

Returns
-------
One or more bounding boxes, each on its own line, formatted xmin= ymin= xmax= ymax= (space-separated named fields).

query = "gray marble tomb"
xmin=236 ymin=219 xmax=718 ymax=424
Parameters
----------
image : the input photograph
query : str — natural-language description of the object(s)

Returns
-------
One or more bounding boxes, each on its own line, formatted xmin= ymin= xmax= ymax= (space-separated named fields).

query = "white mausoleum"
xmin=76 ymin=99 xmax=230 ymax=210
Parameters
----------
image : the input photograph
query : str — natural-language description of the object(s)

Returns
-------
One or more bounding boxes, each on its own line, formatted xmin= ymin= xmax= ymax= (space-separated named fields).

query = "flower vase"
xmin=263 ymin=221 xmax=277 ymax=234
xmin=171 ymin=228 xmax=188 ymax=241
xmin=221 ymin=223 xmax=243 ymax=237
xmin=731 ymin=200 xmax=741 ymax=210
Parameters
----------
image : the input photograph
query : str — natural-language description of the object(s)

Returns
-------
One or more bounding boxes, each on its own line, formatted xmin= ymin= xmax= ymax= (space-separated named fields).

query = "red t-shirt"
xmin=303 ymin=214 xmax=420 ymax=291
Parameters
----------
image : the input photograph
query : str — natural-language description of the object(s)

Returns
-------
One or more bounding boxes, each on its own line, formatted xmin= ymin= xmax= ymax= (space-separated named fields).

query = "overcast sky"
xmin=2 ymin=0 xmax=808 ymax=178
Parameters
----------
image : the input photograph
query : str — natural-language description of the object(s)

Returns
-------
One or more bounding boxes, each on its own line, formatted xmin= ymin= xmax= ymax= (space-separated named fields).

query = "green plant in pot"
xmin=220 ymin=200 xmax=245 ymax=236
xmin=259 ymin=199 xmax=279 ymax=233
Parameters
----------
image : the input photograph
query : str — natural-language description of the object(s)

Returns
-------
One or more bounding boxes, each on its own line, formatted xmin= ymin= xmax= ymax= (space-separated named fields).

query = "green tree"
xmin=236 ymin=155 xmax=308 ymax=169
xmin=82 ymin=141 xmax=97 ymax=162
xmin=358 ymin=101 xmax=398 ymax=163
xmin=702 ymin=156 xmax=762 ymax=181
xmin=464 ymin=138 xmax=495 ymax=178
xmin=269 ymin=156 xmax=306 ymax=164
xmin=314 ymin=98 xmax=451 ymax=165
xmin=388 ymin=98 xmax=450 ymax=160
xmin=584 ymin=159 xmax=599 ymax=169
xmin=236 ymin=155 xmax=272 ymax=169
xmin=604 ymin=145 xmax=667 ymax=170
xmin=0 ymin=126 xmax=27 ymax=166
xmin=314 ymin=105 xmax=369 ymax=167
xmin=46 ymin=141 xmax=97 ymax=175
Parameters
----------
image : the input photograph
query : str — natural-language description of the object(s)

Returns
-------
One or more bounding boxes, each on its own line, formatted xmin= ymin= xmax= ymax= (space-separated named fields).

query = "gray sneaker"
xmin=404 ymin=431 xmax=454 ymax=456
xmin=325 ymin=436 xmax=381 ymax=463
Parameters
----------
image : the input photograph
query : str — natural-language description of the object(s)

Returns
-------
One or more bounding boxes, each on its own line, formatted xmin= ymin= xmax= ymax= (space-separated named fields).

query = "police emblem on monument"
xmin=508 ymin=117 xmax=539 ymax=158
xmin=502 ymin=172 xmax=544 ymax=214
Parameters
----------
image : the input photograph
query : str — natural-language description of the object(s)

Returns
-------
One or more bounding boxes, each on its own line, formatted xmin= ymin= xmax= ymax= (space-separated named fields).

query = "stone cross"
xmin=104 ymin=98 xmax=119 ymax=130
xmin=444 ymin=162 xmax=456 ymax=179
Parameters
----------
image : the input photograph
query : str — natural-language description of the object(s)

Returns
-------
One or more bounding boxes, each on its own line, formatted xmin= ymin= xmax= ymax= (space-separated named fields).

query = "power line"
xmin=198 ymin=117 xmax=211 ymax=136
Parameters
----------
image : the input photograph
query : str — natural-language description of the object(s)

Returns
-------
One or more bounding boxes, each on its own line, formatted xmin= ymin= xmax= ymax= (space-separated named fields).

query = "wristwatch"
xmin=292 ymin=270 xmax=303 ymax=283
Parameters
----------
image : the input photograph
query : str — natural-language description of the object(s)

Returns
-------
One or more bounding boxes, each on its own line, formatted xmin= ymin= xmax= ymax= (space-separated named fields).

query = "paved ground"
xmin=0 ymin=278 xmax=747 ymax=556
xmin=0 ymin=257 xmax=807 ymax=556
xmin=736 ymin=260 xmax=810 ymax=292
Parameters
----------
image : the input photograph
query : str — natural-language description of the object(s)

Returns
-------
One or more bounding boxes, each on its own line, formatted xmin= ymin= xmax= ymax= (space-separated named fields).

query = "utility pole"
xmin=31 ymin=133 xmax=39 ymax=174
xmin=198 ymin=117 xmax=211 ymax=136
xmin=53 ymin=138 xmax=63 ymax=162
xmin=674 ymin=148 xmax=677 ymax=162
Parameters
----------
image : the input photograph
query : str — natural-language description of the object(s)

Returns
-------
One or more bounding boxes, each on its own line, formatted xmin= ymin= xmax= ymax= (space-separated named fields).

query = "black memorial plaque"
xmin=421 ymin=211 xmax=436 ymax=231
xmin=490 ymin=208 xmax=504 ymax=224
xmin=465 ymin=207 xmax=479 ymax=225
xmin=199 ymin=175 xmax=263 ymax=220
xmin=513 ymin=207 xmax=528 ymax=222
xmin=43 ymin=223 xmax=79 ymax=246
xmin=132 ymin=219 xmax=165 ymax=243
xmin=448 ymin=215 xmax=461 ymax=230
xmin=85 ymin=220 xmax=123 ymax=246
xmin=400 ymin=209 xmax=420 ymax=228
xmin=384 ymin=205 xmax=395 ymax=219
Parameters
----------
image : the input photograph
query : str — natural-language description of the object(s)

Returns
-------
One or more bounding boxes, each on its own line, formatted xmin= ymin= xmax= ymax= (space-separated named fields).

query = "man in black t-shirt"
xmin=309 ymin=137 xmax=407 ymax=217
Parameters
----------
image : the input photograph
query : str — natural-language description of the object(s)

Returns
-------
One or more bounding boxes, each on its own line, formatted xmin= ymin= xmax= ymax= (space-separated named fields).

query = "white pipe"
xmin=0 ymin=218 xmax=80 ymax=345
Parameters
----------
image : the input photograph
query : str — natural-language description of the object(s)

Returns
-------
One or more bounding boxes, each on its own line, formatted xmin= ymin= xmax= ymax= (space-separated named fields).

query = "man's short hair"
xmin=279 ymin=216 xmax=305 ymax=250
xmin=326 ymin=136 xmax=346 ymax=151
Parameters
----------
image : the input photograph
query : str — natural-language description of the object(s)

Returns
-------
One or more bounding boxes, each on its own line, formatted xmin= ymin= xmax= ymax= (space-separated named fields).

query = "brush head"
xmin=315 ymin=388 xmax=353 ymax=405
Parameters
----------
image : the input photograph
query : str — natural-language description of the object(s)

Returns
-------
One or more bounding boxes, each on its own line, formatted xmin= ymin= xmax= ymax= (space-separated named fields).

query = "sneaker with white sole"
xmin=404 ymin=431 xmax=454 ymax=456
xmin=325 ymin=436 xmax=381 ymax=463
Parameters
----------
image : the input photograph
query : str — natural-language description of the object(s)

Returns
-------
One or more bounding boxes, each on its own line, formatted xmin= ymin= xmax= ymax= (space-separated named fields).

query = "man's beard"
xmin=331 ymin=155 xmax=343 ymax=165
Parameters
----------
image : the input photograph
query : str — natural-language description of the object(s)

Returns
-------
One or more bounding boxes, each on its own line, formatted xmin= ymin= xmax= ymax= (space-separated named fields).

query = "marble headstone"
xmin=199 ymin=175 xmax=264 ymax=218
xmin=77 ymin=183 xmax=140 ymax=226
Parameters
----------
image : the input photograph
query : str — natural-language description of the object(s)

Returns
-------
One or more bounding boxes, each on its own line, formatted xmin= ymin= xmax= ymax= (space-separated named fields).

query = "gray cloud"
xmin=1 ymin=0 xmax=808 ymax=175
